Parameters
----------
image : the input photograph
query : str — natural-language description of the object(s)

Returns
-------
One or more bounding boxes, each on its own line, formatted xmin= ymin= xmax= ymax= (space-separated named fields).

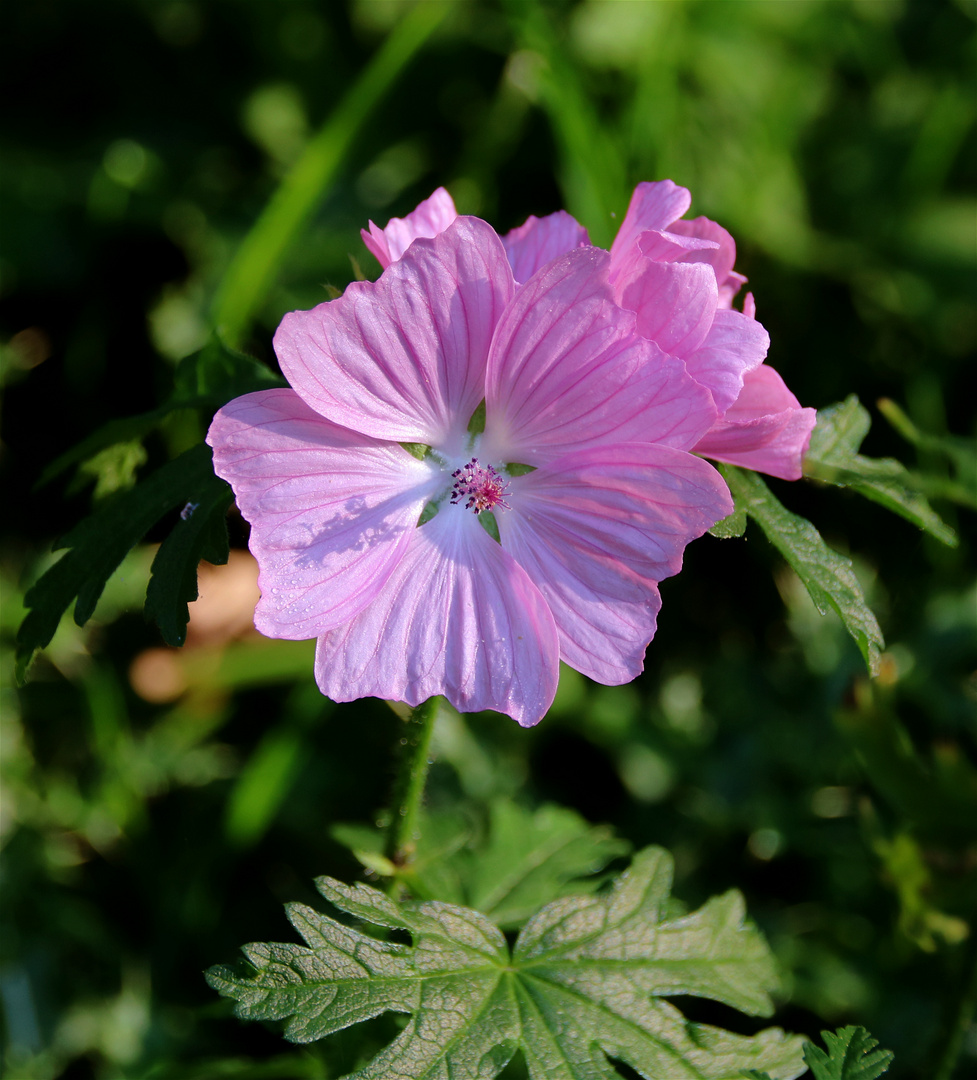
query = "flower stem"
xmin=386 ymin=697 xmax=439 ymax=869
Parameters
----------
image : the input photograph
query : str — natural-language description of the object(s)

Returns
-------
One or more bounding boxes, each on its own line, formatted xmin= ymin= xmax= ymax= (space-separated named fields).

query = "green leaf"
xmin=457 ymin=799 xmax=630 ymax=929
xmin=803 ymin=1025 xmax=893 ymax=1079
xmin=33 ymin=401 xmax=207 ymax=489
xmin=804 ymin=396 xmax=957 ymax=546
xmin=16 ymin=443 xmax=224 ymax=680
xmin=143 ymin=467 xmax=233 ymax=646
xmin=206 ymin=847 xmax=805 ymax=1078
xmin=173 ymin=337 xmax=283 ymax=402
xmin=724 ymin=466 xmax=884 ymax=675
xmin=709 ymin=502 xmax=748 ymax=539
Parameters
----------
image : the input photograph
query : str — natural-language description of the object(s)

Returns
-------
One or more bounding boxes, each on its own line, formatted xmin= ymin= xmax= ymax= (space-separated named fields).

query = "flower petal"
xmin=483 ymin=247 xmax=718 ymax=462
xmin=361 ymin=187 xmax=458 ymax=269
xmin=667 ymin=215 xmax=744 ymax=305
xmin=206 ymin=388 xmax=438 ymax=640
xmin=694 ymin=365 xmax=817 ymax=480
xmin=275 ymin=216 xmax=515 ymax=449
xmin=633 ymin=227 xmax=720 ymax=264
xmin=609 ymin=179 xmax=691 ymax=271
xmin=500 ymin=443 xmax=732 ymax=682
xmin=682 ymin=307 xmax=770 ymax=414
xmin=503 ymin=210 xmax=590 ymax=283
xmin=314 ymin=510 xmax=560 ymax=727
xmin=614 ymin=255 xmax=719 ymax=358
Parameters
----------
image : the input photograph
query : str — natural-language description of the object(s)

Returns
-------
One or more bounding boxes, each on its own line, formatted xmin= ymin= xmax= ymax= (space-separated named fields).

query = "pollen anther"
xmin=449 ymin=457 xmax=510 ymax=515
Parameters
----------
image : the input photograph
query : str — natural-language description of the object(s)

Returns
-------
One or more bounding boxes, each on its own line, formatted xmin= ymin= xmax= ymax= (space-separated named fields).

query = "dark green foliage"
xmin=16 ymin=444 xmax=229 ymax=679
xmin=144 ymin=470 xmax=233 ymax=647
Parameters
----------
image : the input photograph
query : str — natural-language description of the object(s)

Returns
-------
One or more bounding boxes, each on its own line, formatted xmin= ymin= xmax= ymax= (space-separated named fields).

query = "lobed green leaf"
xmin=143 ymin=468 xmax=233 ymax=646
xmin=803 ymin=1025 xmax=894 ymax=1079
xmin=207 ymin=847 xmax=805 ymax=1079
xmin=17 ymin=443 xmax=226 ymax=680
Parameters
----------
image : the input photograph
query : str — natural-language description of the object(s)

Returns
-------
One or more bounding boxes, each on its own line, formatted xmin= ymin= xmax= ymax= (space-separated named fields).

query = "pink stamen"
xmin=450 ymin=457 xmax=510 ymax=515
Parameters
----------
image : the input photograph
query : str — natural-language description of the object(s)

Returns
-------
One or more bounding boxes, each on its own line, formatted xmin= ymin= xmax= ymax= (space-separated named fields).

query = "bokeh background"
xmin=1 ymin=1 xmax=975 ymax=1077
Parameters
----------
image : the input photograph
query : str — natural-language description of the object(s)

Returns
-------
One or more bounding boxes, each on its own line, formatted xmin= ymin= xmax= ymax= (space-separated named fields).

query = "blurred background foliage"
xmin=0 ymin=0 xmax=974 ymax=1077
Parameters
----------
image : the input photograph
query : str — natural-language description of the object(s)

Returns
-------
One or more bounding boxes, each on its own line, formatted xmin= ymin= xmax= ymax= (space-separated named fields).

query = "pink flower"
xmin=208 ymin=217 xmax=730 ymax=725
xmin=507 ymin=180 xmax=817 ymax=480
xmin=371 ymin=183 xmax=816 ymax=481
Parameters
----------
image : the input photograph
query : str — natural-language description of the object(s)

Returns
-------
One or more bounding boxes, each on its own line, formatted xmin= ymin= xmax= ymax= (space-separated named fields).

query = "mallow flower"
xmin=368 ymin=183 xmax=817 ymax=481
xmin=208 ymin=216 xmax=731 ymax=725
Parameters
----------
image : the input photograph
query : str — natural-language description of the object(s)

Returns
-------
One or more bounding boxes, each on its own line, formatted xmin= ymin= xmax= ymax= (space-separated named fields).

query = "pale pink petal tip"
xmin=360 ymin=186 xmax=459 ymax=269
xmin=503 ymin=210 xmax=590 ymax=283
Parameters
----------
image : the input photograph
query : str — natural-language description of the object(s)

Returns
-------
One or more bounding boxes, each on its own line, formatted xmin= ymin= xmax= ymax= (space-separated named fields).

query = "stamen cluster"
xmin=450 ymin=458 xmax=510 ymax=515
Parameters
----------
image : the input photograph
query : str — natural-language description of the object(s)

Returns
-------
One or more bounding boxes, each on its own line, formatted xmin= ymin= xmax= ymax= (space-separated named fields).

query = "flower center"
xmin=450 ymin=458 xmax=510 ymax=515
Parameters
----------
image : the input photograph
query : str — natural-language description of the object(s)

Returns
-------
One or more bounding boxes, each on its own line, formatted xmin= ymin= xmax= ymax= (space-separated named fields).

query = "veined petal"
xmin=634 ymin=227 xmax=720 ymax=264
xmin=667 ymin=216 xmax=741 ymax=297
xmin=500 ymin=443 xmax=732 ymax=682
xmin=694 ymin=365 xmax=817 ymax=480
xmin=483 ymin=247 xmax=718 ymax=462
xmin=682 ymin=307 xmax=770 ymax=414
xmin=206 ymin=389 xmax=438 ymax=639
xmin=361 ymin=187 xmax=458 ymax=269
xmin=503 ymin=210 xmax=590 ymax=284
xmin=614 ymin=255 xmax=719 ymax=358
xmin=609 ymin=179 xmax=691 ymax=272
xmin=275 ymin=217 xmax=515 ymax=449
xmin=314 ymin=510 xmax=560 ymax=727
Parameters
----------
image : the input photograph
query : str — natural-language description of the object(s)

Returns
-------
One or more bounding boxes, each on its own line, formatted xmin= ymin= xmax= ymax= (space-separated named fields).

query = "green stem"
xmin=387 ymin=697 xmax=439 ymax=868
xmin=212 ymin=3 xmax=446 ymax=348
xmin=933 ymin=931 xmax=977 ymax=1080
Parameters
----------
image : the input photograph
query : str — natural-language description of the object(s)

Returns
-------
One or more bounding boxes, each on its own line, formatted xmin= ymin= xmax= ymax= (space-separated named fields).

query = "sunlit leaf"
xmin=723 ymin=465 xmax=884 ymax=675
xmin=709 ymin=502 xmax=748 ymax=539
xmin=743 ymin=1024 xmax=893 ymax=1079
xmin=803 ymin=1024 xmax=893 ymax=1079
xmin=207 ymin=847 xmax=805 ymax=1078
xmin=804 ymin=396 xmax=957 ymax=546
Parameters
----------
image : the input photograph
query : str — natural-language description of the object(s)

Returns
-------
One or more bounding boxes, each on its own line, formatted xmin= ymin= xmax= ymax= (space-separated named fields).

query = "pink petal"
xmin=314 ymin=510 xmax=560 ymax=727
xmin=613 ymin=255 xmax=719 ymax=358
xmin=682 ymin=307 xmax=770 ymax=415
xmin=718 ymin=272 xmax=749 ymax=309
xmin=609 ymin=180 xmax=691 ymax=272
xmin=634 ymin=227 xmax=720 ymax=264
xmin=360 ymin=187 xmax=458 ymax=269
xmin=503 ymin=210 xmax=590 ymax=283
xmin=206 ymin=388 xmax=438 ymax=639
xmin=483 ymin=247 xmax=718 ymax=463
xmin=667 ymin=216 xmax=743 ymax=304
xmin=275 ymin=217 xmax=515 ymax=450
xmin=694 ymin=365 xmax=818 ymax=480
xmin=500 ymin=443 xmax=732 ymax=682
